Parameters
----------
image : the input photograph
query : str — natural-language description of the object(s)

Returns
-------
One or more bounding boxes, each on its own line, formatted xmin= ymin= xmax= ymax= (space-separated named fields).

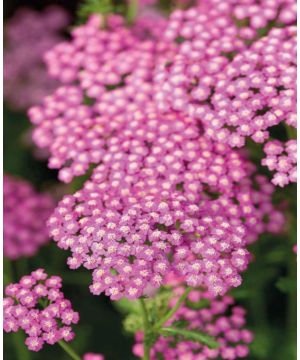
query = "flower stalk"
xmin=154 ymin=287 xmax=192 ymax=330
xmin=138 ymin=287 xmax=192 ymax=359
xmin=139 ymin=298 xmax=151 ymax=360
xmin=58 ymin=340 xmax=82 ymax=360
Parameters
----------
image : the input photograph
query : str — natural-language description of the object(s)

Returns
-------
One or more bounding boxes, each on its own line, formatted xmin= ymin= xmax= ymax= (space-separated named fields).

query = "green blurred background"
xmin=3 ymin=1 xmax=297 ymax=359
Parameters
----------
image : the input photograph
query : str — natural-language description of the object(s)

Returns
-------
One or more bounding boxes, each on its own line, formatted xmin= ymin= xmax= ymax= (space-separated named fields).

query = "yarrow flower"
xmin=231 ymin=0 xmax=296 ymax=28
xmin=46 ymin=108 xmax=283 ymax=299
xmin=262 ymin=139 xmax=296 ymax=187
xmin=4 ymin=6 xmax=69 ymax=111
xmin=28 ymin=14 xmax=174 ymax=182
xmin=3 ymin=269 xmax=79 ymax=351
xmin=202 ymin=26 xmax=296 ymax=149
xmin=154 ymin=3 xmax=246 ymax=114
xmin=154 ymin=0 xmax=296 ymax=116
xmin=133 ymin=282 xmax=254 ymax=359
xmin=4 ymin=175 xmax=55 ymax=260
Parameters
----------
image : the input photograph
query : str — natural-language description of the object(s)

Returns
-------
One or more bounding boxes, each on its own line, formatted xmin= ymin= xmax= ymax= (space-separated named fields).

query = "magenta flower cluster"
xmin=4 ymin=269 xmax=79 ymax=352
xmin=202 ymin=27 xmax=296 ymax=148
xmin=28 ymin=2 xmax=296 ymax=186
xmin=154 ymin=1 xmax=296 ymax=114
xmin=46 ymin=109 xmax=284 ymax=299
xmin=28 ymin=14 xmax=174 ymax=182
xmin=4 ymin=175 xmax=54 ymax=260
xmin=262 ymin=139 xmax=297 ymax=187
xmin=134 ymin=284 xmax=253 ymax=359
xmin=4 ymin=6 xmax=69 ymax=111
xmin=49 ymin=191 xmax=249 ymax=299
xmin=3 ymin=0 xmax=296 ymax=358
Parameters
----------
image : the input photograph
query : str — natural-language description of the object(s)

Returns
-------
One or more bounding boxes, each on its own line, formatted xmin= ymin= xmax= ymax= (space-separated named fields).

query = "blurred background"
xmin=3 ymin=1 xmax=296 ymax=359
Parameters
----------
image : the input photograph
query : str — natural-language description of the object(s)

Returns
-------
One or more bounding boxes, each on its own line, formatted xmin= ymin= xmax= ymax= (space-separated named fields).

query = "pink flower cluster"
xmin=154 ymin=3 xmax=246 ymax=114
xmin=4 ymin=269 xmax=79 ymax=351
xmin=28 ymin=14 xmax=174 ymax=182
xmin=202 ymin=26 xmax=296 ymax=148
xmin=262 ymin=140 xmax=297 ymax=187
xmin=48 ymin=190 xmax=249 ymax=299
xmin=231 ymin=0 xmax=296 ymax=28
xmin=134 ymin=285 xmax=253 ymax=359
xmin=44 ymin=108 xmax=283 ymax=299
xmin=45 ymin=108 xmax=283 ymax=300
xmin=4 ymin=175 xmax=54 ymax=260
xmin=28 ymin=3 xmax=296 ymax=187
xmin=154 ymin=0 xmax=296 ymax=116
xmin=4 ymin=6 xmax=69 ymax=111
xmin=25 ymin=0 xmax=286 ymax=304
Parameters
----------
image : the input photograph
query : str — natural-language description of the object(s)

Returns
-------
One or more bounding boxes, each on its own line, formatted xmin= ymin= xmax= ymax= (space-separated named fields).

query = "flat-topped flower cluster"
xmin=4 ymin=0 xmax=296 ymax=358
xmin=26 ymin=0 xmax=292 ymax=304
xmin=4 ymin=269 xmax=79 ymax=351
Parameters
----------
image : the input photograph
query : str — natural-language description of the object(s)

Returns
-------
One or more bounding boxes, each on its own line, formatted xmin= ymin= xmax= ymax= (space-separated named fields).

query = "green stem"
xmin=139 ymin=298 xmax=150 ymax=328
xmin=139 ymin=298 xmax=151 ymax=360
xmin=127 ymin=0 xmax=138 ymax=25
xmin=154 ymin=287 xmax=192 ymax=330
xmin=4 ymin=258 xmax=30 ymax=360
xmin=58 ymin=340 xmax=81 ymax=360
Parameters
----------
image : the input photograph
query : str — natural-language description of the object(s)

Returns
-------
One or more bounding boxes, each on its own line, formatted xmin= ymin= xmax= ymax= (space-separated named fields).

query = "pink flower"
xmin=262 ymin=140 xmax=296 ymax=187
xmin=4 ymin=175 xmax=55 ymax=260
xmin=3 ymin=269 xmax=79 ymax=352
xmin=28 ymin=14 xmax=174 ymax=183
xmin=4 ymin=6 xmax=69 ymax=111
xmin=202 ymin=26 xmax=296 ymax=166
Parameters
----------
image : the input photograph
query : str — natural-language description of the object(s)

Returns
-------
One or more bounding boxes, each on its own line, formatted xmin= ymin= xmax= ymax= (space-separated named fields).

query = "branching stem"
xmin=154 ymin=287 xmax=192 ymax=330
xmin=58 ymin=340 xmax=81 ymax=360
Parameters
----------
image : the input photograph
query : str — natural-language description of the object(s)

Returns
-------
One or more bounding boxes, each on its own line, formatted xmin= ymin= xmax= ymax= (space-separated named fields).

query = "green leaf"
xmin=276 ymin=277 xmax=296 ymax=294
xmin=77 ymin=0 xmax=113 ymax=21
xmin=171 ymin=319 xmax=189 ymax=328
xmin=185 ymin=298 xmax=210 ymax=310
xmin=160 ymin=327 xmax=219 ymax=349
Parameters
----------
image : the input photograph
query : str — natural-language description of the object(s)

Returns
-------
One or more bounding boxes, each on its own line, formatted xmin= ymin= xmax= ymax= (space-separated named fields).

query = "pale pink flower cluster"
xmin=154 ymin=3 xmax=246 ymax=114
xmin=151 ymin=3 xmax=296 ymax=186
xmin=4 ymin=6 xmax=69 ymax=111
xmin=154 ymin=0 xmax=296 ymax=116
xmin=231 ymin=0 xmax=296 ymax=28
xmin=262 ymin=140 xmax=297 ymax=187
xmin=4 ymin=269 xmax=79 ymax=351
xmin=203 ymin=26 xmax=296 ymax=148
xmin=26 ymin=2 xmax=286 ymax=305
xmin=28 ymin=15 xmax=174 ymax=182
xmin=4 ymin=175 xmax=54 ymax=260
xmin=46 ymin=111 xmax=283 ymax=299
xmin=134 ymin=284 xmax=253 ymax=359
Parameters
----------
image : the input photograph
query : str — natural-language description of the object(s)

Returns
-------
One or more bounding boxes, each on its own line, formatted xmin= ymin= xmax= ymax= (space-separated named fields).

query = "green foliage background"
xmin=3 ymin=1 xmax=296 ymax=359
